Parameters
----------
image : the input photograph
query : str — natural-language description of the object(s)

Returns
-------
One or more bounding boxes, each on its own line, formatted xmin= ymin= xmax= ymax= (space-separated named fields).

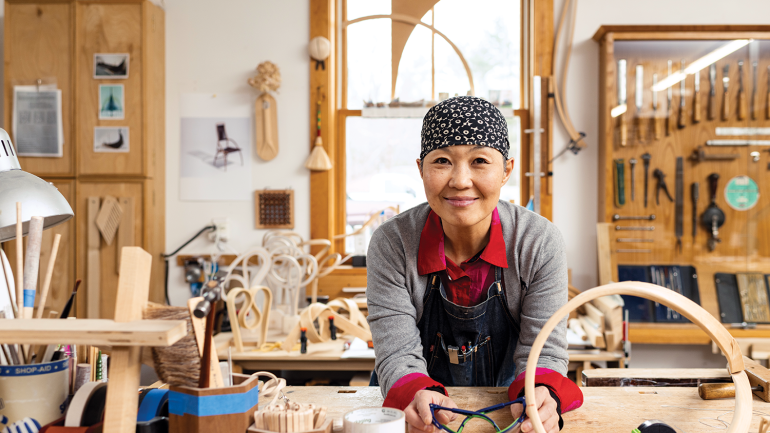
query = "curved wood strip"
xmin=524 ymin=282 xmax=750 ymax=433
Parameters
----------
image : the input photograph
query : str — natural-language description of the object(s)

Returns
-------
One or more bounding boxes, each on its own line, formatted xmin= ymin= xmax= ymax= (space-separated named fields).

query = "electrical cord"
xmin=162 ymin=225 xmax=215 ymax=304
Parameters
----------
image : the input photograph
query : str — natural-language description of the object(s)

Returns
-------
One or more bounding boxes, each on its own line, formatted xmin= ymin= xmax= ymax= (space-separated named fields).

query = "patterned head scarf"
xmin=420 ymin=96 xmax=510 ymax=160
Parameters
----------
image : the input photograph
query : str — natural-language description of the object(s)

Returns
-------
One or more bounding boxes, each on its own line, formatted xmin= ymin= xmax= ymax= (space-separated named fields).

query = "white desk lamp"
xmin=0 ymin=128 xmax=73 ymax=242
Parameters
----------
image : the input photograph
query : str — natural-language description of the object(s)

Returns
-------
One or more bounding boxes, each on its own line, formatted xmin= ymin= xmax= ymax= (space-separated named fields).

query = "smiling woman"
xmin=366 ymin=96 xmax=583 ymax=433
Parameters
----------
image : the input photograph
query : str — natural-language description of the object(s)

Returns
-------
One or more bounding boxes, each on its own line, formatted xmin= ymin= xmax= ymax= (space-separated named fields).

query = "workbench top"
xmin=279 ymin=386 xmax=770 ymax=432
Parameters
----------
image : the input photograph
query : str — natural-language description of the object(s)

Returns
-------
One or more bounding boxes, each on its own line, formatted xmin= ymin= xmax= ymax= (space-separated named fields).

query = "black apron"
xmin=417 ymin=267 xmax=520 ymax=387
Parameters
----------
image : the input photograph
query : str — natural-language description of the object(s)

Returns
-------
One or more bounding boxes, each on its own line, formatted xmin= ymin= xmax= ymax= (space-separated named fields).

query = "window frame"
xmin=309 ymin=0 xmax=553 ymax=297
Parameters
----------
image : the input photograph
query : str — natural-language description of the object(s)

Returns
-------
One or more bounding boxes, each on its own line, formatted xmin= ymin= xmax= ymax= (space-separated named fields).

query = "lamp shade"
xmin=0 ymin=128 xmax=73 ymax=242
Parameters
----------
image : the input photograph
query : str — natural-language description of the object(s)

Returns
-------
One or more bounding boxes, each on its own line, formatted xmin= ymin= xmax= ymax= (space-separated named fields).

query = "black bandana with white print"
xmin=420 ymin=96 xmax=509 ymax=160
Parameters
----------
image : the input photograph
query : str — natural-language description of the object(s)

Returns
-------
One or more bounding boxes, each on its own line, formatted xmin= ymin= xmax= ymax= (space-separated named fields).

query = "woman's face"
xmin=417 ymin=145 xmax=513 ymax=231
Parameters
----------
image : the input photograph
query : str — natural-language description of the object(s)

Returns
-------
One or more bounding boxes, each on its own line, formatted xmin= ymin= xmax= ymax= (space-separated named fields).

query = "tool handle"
xmin=652 ymin=113 xmax=662 ymax=140
xmin=634 ymin=115 xmax=644 ymax=142
xmin=618 ymin=113 xmax=627 ymax=146
xmin=751 ymin=91 xmax=757 ymax=120
xmin=709 ymin=173 xmax=720 ymax=202
xmin=666 ymin=107 xmax=673 ymax=136
xmin=698 ymin=383 xmax=736 ymax=400
xmin=708 ymin=93 xmax=717 ymax=120
xmin=677 ymin=103 xmax=686 ymax=129
xmin=722 ymin=89 xmax=730 ymax=121
xmin=693 ymin=91 xmax=701 ymax=123
xmin=738 ymin=90 xmax=747 ymax=120
xmin=198 ymin=306 xmax=216 ymax=388
xmin=766 ymin=90 xmax=770 ymax=120
xmin=692 ymin=182 xmax=700 ymax=202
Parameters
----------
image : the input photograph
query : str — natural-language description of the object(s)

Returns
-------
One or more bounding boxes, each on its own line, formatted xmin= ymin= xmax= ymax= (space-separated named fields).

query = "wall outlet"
xmin=208 ymin=218 xmax=229 ymax=242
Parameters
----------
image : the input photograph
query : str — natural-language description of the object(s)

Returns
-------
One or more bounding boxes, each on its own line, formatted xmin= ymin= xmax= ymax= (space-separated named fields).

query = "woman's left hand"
xmin=510 ymin=386 xmax=559 ymax=433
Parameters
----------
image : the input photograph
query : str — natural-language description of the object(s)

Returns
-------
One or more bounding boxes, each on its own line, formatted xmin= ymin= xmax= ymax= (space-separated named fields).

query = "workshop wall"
xmin=552 ymin=0 xmax=770 ymax=292
xmin=164 ymin=0 xmax=310 ymax=305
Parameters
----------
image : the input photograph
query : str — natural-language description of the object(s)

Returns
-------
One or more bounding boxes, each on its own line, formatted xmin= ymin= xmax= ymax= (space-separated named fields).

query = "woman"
xmin=366 ymin=96 xmax=582 ymax=433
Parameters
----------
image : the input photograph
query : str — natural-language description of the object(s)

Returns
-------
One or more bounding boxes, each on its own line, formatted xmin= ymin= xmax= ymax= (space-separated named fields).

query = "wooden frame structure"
xmin=525 ymin=282 xmax=752 ymax=433
xmin=594 ymin=25 xmax=770 ymax=344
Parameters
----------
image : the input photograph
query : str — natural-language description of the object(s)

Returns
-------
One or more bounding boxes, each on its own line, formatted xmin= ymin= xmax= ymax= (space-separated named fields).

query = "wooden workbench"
xmin=280 ymin=386 xmax=770 ymax=432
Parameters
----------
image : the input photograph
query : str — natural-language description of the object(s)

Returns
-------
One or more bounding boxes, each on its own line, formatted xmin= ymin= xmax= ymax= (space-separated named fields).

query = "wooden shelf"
xmin=0 ymin=319 xmax=186 ymax=346
xmin=630 ymin=323 xmax=770 ymax=345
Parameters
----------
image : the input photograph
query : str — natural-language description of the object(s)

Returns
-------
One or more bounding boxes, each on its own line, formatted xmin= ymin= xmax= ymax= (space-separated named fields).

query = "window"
xmin=341 ymin=0 xmax=524 ymax=252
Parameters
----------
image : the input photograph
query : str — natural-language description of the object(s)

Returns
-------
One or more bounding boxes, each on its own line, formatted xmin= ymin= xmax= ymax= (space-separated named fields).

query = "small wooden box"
xmin=169 ymin=373 xmax=259 ymax=433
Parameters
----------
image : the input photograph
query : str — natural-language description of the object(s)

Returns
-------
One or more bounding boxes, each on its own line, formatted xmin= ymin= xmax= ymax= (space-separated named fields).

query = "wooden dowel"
xmin=36 ymin=234 xmax=61 ymax=319
xmin=23 ymin=216 xmax=44 ymax=320
xmin=15 ymin=203 xmax=23 ymax=319
xmin=738 ymin=90 xmax=747 ymax=120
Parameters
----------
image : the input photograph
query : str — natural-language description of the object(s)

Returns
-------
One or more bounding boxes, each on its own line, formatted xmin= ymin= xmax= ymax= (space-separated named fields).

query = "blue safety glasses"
xmin=429 ymin=396 xmax=527 ymax=433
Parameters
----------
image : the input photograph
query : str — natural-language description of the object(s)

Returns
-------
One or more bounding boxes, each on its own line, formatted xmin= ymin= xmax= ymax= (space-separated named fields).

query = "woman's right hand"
xmin=404 ymin=389 xmax=458 ymax=433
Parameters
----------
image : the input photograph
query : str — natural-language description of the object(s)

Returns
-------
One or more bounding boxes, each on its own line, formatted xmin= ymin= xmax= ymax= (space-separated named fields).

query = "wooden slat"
xmin=0 ymin=318 xmax=185 ymax=346
xmin=309 ymin=0 xmax=337 ymax=256
xmin=592 ymin=25 xmax=770 ymax=41
xmin=103 ymin=246 xmax=152 ymax=433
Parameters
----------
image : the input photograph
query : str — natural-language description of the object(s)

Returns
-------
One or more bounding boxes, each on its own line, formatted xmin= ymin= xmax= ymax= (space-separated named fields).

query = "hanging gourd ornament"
xmin=308 ymin=36 xmax=331 ymax=70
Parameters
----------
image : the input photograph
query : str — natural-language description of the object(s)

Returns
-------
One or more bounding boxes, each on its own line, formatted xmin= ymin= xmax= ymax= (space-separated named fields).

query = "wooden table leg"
xmin=102 ymin=247 xmax=152 ymax=433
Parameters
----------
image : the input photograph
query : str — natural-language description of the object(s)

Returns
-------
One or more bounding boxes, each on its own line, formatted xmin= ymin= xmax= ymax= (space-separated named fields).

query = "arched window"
xmin=340 ymin=0 xmax=524 ymax=253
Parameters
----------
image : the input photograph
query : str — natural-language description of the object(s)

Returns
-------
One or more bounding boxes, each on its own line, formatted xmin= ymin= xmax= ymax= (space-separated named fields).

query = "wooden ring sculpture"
xmin=227 ymin=286 xmax=273 ymax=352
xmin=524 ymin=282 xmax=751 ymax=433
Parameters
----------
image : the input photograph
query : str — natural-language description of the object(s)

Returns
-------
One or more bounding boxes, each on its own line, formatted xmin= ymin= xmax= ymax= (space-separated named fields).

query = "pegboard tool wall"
xmin=595 ymin=26 xmax=770 ymax=342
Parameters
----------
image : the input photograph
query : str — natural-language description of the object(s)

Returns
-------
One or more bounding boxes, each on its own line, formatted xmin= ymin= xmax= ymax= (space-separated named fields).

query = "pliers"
xmin=653 ymin=168 xmax=674 ymax=205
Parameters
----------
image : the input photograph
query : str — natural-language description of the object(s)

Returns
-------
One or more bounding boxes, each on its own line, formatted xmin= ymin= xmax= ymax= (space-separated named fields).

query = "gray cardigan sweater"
xmin=366 ymin=201 xmax=569 ymax=397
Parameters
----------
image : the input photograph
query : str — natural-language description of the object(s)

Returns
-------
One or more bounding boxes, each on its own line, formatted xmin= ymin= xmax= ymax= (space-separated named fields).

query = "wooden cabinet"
xmin=3 ymin=0 xmax=165 ymax=318
xmin=4 ymin=2 xmax=74 ymax=176
xmin=594 ymin=26 xmax=770 ymax=343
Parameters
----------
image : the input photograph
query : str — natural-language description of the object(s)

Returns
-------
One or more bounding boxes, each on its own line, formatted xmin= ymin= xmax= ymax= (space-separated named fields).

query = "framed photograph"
xmin=94 ymin=126 xmax=129 ymax=153
xmin=93 ymin=53 xmax=129 ymax=79
xmin=98 ymin=84 xmax=124 ymax=119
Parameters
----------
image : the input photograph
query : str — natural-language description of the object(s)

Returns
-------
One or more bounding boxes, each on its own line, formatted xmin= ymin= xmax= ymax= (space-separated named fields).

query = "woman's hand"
xmin=511 ymin=386 xmax=559 ymax=433
xmin=404 ymin=389 xmax=458 ymax=433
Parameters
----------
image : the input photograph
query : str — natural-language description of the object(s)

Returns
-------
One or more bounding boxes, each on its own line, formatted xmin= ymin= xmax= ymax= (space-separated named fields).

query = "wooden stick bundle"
xmin=254 ymin=402 xmax=326 ymax=433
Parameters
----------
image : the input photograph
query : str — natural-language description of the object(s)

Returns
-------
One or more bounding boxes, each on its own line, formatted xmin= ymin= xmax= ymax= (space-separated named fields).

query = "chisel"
xmin=722 ymin=64 xmax=730 ymax=121
xmin=666 ymin=60 xmax=674 ymax=135
xmin=652 ymin=74 xmax=661 ymax=139
xmin=737 ymin=60 xmax=747 ymax=120
xmin=635 ymin=65 xmax=645 ymax=142
xmin=691 ymin=182 xmax=699 ymax=244
xmin=693 ymin=68 xmax=701 ymax=124
xmin=677 ymin=60 xmax=686 ymax=129
xmin=614 ymin=159 xmax=626 ymax=207
xmin=751 ymin=61 xmax=758 ymax=120
xmin=618 ymin=59 xmax=628 ymax=146
xmin=766 ymin=66 xmax=770 ymax=120
xmin=708 ymin=64 xmax=717 ymax=120
xmin=674 ymin=158 xmax=684 ymax=253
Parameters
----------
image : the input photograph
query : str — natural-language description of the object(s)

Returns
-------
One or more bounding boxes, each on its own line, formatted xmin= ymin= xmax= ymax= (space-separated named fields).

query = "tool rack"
xmin=595 ymin=26 xmax=770 ymax=344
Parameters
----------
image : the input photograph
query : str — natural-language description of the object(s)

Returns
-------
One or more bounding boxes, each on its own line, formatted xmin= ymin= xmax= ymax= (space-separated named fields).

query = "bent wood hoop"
xmin=524 ymin=282 xmax=751 ymax=433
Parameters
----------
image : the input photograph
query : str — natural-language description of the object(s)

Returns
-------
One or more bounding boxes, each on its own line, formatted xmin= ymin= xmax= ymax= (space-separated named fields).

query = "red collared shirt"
xmin=416 ymin=208 xmax=508 ymax=306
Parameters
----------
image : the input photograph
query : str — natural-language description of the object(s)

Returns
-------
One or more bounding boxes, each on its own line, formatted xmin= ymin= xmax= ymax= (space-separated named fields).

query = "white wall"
xmin=165 ymin=0 xmax=309 ymax=304
xmin=552 ymin=0 xmax=770 ymax=291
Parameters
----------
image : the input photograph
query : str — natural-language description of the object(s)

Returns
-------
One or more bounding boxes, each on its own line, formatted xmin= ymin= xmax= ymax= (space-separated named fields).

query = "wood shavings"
xmin=248 ymin=61 xmax=281 ymax=94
